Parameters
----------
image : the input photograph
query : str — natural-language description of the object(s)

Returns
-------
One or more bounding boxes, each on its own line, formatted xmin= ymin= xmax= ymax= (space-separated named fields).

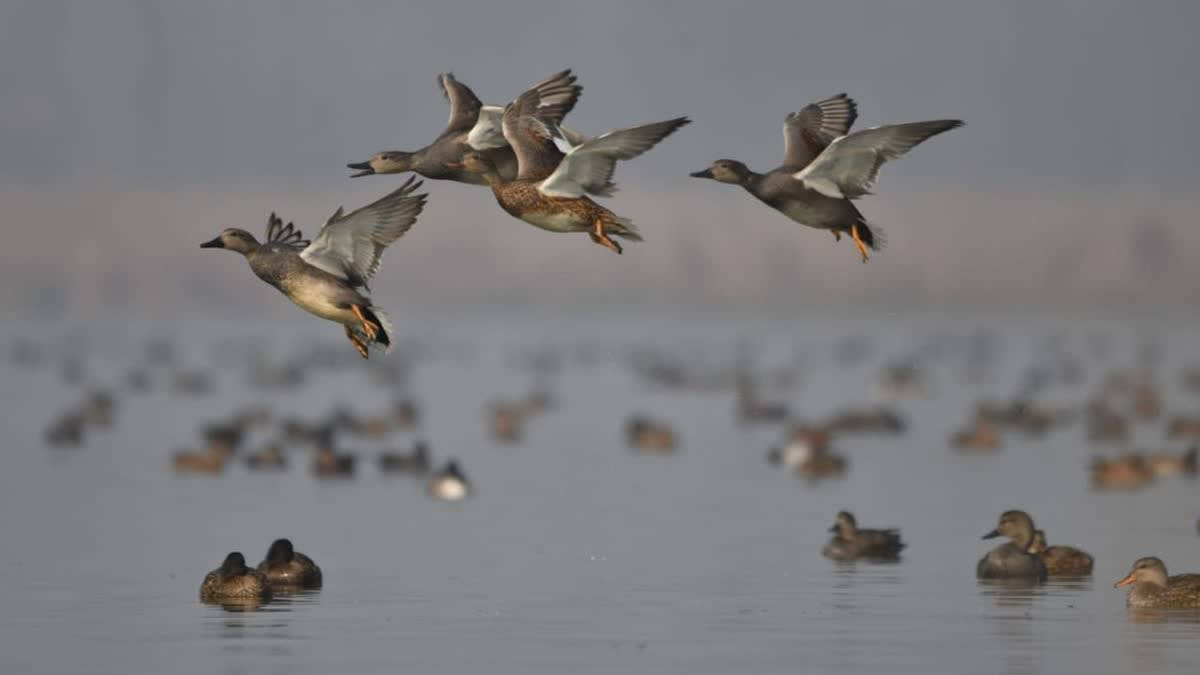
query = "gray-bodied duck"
xmin=1027 ymin=529 xmax=1093 ymax=576
xmin=690 ymin=94 xmax=961 ymax=262
xmin=977 ymin=510 xmax=1048 ymax=581
xmin=348 ymin=71 xmax=583 ymax=185
xmin=256 ymin=538 xmax=322 ymax=589
xmin=450 ymin=75 xmax=689 ymax=254
xmin=200 ymin=552 xmax=271 ymax=601
xmin=427 ymin=459 xmax=471 ymax=502
xmin=200 ymin=178 xmax=426 ymax=358
xmin=1114 ymin=557 xmax=1200 ymax=608
xmin=823 ymin=511 xmax=905 ymax=561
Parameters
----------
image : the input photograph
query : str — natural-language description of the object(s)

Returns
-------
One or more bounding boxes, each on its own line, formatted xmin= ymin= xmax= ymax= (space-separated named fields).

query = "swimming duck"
xmin=1167 ymin=416 xmax=1200 ymax=440
xmin=1090 ymin=454 xmax=1156 ymax=491
xmin=1027 ymin=529 xmax=1093 ymax=576
xmin=488 ymin=400 xmax=528 ymax=444
xmin=44 ymin=410 xmax=86 ymax=447
xmin=347 ymin=71 xmax=583 ymax=185
xmin=311 ymin=445 xmax=356 ymax=479
xmin=977 ymin=510 xmax=1048 ymax=581
xmin=690 ymin=94 xmax=961 ymax=262
xmin=626 ymin=415 xmax=677 ymax=454
xmin=427 ymin=459 xmax=471 ymax=501
xmin=256 ymin=539 xmax=322 ymax=589
xmin=200 ymin=552 xmax=271 ymax=601
xmin=377 ymin=441 xmax=431 ymax=475
xmin=449 ymin=76 xmax=689 ymax=254
xmin=172 ymin=447 xmax=228 ymax=475
xmin=825 ymin=407 xmax=905 ymax=434
xmin=200 ymin=178 xmax=426 ymax=359
xmin=1142 ymin=446 xmax=1198 ymax=478
xmin=1114 ymin=557 xmax=1200 ymax=608
xmin=244 ymin=443 xmax=287 ymax=471
xmin=951 ymin=415 xmax=1001 ymax=452
xmin=823 ymin=511 xmax=905 ymax=561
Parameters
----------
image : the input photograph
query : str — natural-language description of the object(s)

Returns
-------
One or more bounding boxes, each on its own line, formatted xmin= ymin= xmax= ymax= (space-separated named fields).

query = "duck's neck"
xmin=480 ymin=170 xmax=505 ymax=190
xmin=1011 ymin=528 xmax=1034 ymax=551
xmin=740 ymin=170 xmax=766 ymax=193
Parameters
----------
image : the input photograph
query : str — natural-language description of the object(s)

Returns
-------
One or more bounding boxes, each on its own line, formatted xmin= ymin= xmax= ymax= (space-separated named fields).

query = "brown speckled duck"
xmin=200 ymin=552 xmax=271 ymax=601
xmin=1027 ymin=529 xmax=1094 ymax=576
xmin=823 ymin=511 xmax=905 ymax=561
xmin=1115 ymin=557 xmax=1200 ymax=608
xmin=256 ymin=539 xmax=322 ymax=589
xmin=450 ymin=74 xmax=688 ymax=254
xmin=977 ymin=510 xmax=1047 ymax=581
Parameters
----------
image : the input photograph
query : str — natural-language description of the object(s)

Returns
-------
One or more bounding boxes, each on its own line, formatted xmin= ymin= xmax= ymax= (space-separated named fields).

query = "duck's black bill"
xmin=347 ymin=161 xmax=374 ymax=178
xmin=200 ymin=237 xmax=224 ymax=249
xmin=981 ymin=529 xmax=1000 ymax=540
xmin=689 ymin=168 xmax=714 ymax=179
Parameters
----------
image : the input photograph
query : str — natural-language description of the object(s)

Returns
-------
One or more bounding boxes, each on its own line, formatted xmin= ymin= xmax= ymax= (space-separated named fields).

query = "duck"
xmin=1114 ymin=557 xmax=1200 ymax=608
xmin=690 ymin=94 xmax=961 ymax=263
xmin=951 ymin=415 xmax=1001 ymax=452
xmin=822 ymin=511 xmax=905 ymax=561
xmin=449 ymin=75 xmax=689 ymax=254
xmin=172 ymin=447 xmax=229 ymax=475
xmin=1027 ymin=529 xmax=1094 ymax=576
xmin=1167 ymin=415 xmax=1200 ymax=440
xmin=1090 ymin=454 xmax=1156 ymax=491
xmin=348 ymin=71 xmax=583 ymax=185
xmin=766 ymin=425 xmax=839 ymax=474
xmin=255 ymin=539 xmax=322 ymax=589
xmin=200 ymin=178 xmax=426 ymax=359
xmin=244 ymin=443 xmax=287 ymax=471
xmin=200 ymin=552 xmax=271 ymax=601
xmin=311 ymin=445 xmax=356 ymax=479
xmin=488 ymin=400 xmax=527 ymax=444
xmin=825 ymin=407 xmax=905 ymax=434
xmin=377 ymin=441 xmax=431 ymax=475
xmin=1142 ymin=446 xmax=1198 ymax=478
xmin=427 ymin=459 xmax=471 ymax=502
xmin=977 ymin=510 xmax=1048 ymax=580
xmin=626 ymin=415 xmax=677 ymax=454
xmin=44 ymin=410 xmax=86 ymax=447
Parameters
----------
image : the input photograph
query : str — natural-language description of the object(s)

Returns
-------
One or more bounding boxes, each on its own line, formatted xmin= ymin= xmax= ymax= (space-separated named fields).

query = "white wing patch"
xmin=466 ymin=106 xmax=507 ymax=150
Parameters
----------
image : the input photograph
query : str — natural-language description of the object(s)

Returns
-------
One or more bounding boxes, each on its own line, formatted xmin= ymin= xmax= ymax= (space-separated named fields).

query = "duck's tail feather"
xmin=856 ymin=221 xmax=886 ymax=251
xmin=608 ymin=216 xmax=643 ymax=242
xmin=360 ymin=306 xmax=395 ymax=354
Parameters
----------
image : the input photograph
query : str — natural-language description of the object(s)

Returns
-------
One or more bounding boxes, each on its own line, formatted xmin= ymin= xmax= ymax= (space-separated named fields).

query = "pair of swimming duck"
xmin=199 ymin=538 xmax=322 ymax=601
xmin=977 ymin=510 xmax=1093 ymax=581
xmin=201 ymin=70 xmax=962 ymax=358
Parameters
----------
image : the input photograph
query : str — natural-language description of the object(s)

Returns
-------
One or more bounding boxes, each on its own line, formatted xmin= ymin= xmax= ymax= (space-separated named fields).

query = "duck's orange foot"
xmin=351 ymin=304 xmax=381 ymax=341
xmin=345 ymin=325 xmax=369 ymax=359
xmin=591 ymin=220 xmax=623 ymax=255
xmin=850 ymin=224 xmax=871 ymax=264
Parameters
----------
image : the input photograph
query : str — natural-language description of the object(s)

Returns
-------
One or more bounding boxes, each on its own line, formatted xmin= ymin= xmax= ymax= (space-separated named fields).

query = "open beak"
xmin=1114 ymin=573 xmax=1137 ymax=588
xmin=200 ymin=236 xmax=224 ymax=249
xmin=981 ymin=529 xmax=1000 ymax=540
xmin=689 ymin=168 xmax=714 ymax=179
xmin=347 ymin=161 xmax=375 ymax=178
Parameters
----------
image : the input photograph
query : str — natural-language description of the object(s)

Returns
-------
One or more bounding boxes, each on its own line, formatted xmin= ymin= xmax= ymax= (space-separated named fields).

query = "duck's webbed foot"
xmin=590 ymin=219 xmax=623 ymax=255
xmin=350 ymin=304 xmax=380 ymax=342
xmin=850 ymin=224 xmax=871 ymax=264
xmin=344 ymin=324 xmax=369 ymax=359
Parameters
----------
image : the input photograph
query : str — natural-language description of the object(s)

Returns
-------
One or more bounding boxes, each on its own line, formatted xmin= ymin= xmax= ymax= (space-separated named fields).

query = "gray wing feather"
xmin=501 ymin=70 xmax=582 ymax=181
xmin=782 ymin=94 xmax=858 ymax=169
xmin=264 ymin=213 xmax=310 ymax=250
xmin=300 ymin=177 xmax=427 ymax=288
xmin=792 ymin=119 xmax=963 ymax=199
xmin=438 ymin=73 xmax=483 ymax=134
xmin=538 ymin=117 xmax=690 ymax=198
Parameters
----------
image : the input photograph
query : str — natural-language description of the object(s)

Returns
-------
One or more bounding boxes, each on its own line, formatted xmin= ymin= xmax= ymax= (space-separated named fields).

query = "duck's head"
xmin=200 ymin=228 xmax=260 ymax=255
xmin=347 ymin=151 xmax=413 ymax=177
xmin=982 ymin=509 xmax=1037 ymax=547
xmin=690 ymin=159 xmax=752 ymax=185
xmin=829 ymin=510 xmax=857 ymax=536
xmin=219 ymin=552 xmax=249 ymax=576
xmin=1028 ymin=529 xmax=1047 ymax=554
xmin=446 ymin=151 xmax=496 ymax=176
xmin=1115 ymin=556 xmax=1169 ymax=588
xmin=265 ymin=538 xmax=295 ymax=563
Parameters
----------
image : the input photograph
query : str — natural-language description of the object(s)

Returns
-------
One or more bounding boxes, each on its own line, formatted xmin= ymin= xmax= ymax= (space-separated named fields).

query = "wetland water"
xmin=1 ymin=312 xmax=1197 ymax=674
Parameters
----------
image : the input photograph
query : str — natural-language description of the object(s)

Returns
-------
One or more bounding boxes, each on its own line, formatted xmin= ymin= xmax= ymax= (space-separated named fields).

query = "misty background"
xmin=2 ymin=0 xmax=1197 ymax=317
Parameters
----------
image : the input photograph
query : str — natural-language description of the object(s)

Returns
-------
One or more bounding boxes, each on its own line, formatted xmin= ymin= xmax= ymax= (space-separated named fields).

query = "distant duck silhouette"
xmin=244 ymin=444 xmax=287 ymax=471
xmin=951 ymin=416 xmax=1000 ymax=452
xmin=377 ymin=441 xmax=431 ymax=475
xmin=626 ymin=415 xmax=677 ymax=454
xmin=1090 ymin=454 xmax=1155 ymax=491
xmin=822 ymin=511 xmax=905 ymax=561
xmin=977 ymin=510 xmax=1047 ymax=581
xmin=200 ymin=552 xmax=271 ymax=601
xmin=311 ymin=445 xmax=356 ymax=479
xmin=256 ymin=539 xmax=322 ymax=589
xmin=427 ymin=459 xmax=471 ymax=502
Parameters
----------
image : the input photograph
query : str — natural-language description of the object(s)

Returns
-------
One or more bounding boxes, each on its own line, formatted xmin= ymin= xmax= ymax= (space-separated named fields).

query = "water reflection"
xmin=1125 ymin=607 xmax=1200 ymax=625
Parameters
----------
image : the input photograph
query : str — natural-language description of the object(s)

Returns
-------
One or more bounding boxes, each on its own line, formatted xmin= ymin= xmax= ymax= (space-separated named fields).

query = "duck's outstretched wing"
xmin=501 ymin=70 xmax=583 ymax=180
xmin=537 ymin=118 xmax=690 ymax=198
xmin=792 ymin=119 xmax=963 ymax=199
xmin=782 ymin=94 xmax=858 ymax=169
xmin=263 ymin=213 xmax=310 ymax=250
xmin=438 ymin=73 xmax=483 ymax=135
xmin=299 ymin=177 xmax=426 ymax=289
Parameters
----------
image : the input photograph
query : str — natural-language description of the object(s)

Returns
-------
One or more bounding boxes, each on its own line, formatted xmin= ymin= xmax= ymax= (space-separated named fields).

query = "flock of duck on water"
xmin=197 ymin=69 xmax=962 ymax=360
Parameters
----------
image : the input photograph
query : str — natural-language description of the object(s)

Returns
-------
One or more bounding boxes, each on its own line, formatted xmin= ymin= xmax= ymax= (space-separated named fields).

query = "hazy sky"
xmin=2 ymin=0 xmax=1198 ymax=313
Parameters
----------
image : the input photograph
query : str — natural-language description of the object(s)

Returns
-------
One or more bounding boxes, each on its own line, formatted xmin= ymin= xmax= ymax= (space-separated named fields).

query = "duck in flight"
xmin=347 ymin=71 xmax=584 ymax=185
xmin=199 ymin=177 xmax=426 ymax=358
xmin=449 ymin=73 xmax=689 ymax=254
xmin=691 ymin=94 xmax=962 ymax=262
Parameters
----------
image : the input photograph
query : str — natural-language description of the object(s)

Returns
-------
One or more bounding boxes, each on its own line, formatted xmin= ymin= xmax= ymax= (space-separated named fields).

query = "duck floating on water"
xmin=977 ymin=510 xmax=1047 ymax=581
xmin=822 ymin=511 xmax=905 ymax=562
xmin=256 ymin=539 xmax=323 ymax=589
xmin=1114 ymin=557 xmax=1200 ymax=608
xmin=200 ymin=552 xmax=271 ymax=601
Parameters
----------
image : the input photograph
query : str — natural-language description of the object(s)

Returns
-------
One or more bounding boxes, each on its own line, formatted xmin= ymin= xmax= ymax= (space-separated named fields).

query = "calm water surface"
xmin=1 ymin=312 xmax=1198 ymax=674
